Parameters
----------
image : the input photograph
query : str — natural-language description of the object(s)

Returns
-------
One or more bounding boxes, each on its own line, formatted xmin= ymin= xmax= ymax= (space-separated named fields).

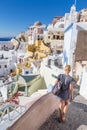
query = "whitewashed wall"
xmin=63 ymin=26 xmax=72 ymax=66
xmin=80 ymin=69 xmax=87 ymax=99
xmin=40 ymin=63 xmax=63 ymax=88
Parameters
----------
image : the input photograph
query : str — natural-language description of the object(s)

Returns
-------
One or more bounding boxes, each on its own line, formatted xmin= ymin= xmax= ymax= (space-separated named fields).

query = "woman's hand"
xmin=69 ymin=95 xmax=73 ymax=102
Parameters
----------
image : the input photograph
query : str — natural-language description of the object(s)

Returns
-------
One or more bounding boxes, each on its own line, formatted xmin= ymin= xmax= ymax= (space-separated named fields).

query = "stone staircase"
xmin=6 ymin=93 xmax=59 ymax=130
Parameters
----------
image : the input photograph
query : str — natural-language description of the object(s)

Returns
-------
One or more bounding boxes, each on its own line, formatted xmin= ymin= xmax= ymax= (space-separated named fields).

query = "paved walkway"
xmin=0 ymin=89 xmax=48 ymax=130
xmin=39 ymin=85 xmax=87 ymax=130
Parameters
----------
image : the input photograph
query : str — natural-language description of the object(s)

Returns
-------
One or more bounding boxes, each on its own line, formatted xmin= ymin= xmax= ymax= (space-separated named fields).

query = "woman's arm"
xmin=55 ymin=79 xmax=58 ymax=84
xmin=69 ymin=83 xmax=74 ymax=101
xmin=52 ymin=74 xmax=60 ymax=85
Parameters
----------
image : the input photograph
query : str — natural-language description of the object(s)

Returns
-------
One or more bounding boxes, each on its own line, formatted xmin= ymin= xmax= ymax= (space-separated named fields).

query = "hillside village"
xmin=11 ymin=5 xmax=87 ymax=81
xmin=0 ymin=4 xmax=87 ymax=130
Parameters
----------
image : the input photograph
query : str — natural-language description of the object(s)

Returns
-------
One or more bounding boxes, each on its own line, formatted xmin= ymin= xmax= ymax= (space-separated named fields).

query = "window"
xmin=61 ymin=36 xmax=64 ymax=40
xmin=37 ymin=35 xmax=40 ymax=40
xmin=48 ymin=36 xmax=50 ymax=39
xmin=4 ymin=65 xmax=7 ymax=68
xmin=57 ymin=36 xmax=60 ymax=39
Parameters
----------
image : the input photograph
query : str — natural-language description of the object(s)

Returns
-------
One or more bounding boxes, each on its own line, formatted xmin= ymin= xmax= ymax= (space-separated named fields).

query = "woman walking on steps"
xmin=54 ymin=65 xmax=75 ymax=122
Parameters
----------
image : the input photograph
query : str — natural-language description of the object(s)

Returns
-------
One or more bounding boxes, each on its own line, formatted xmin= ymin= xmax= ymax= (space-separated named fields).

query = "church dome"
xmin=58 ymin=24 xmax=64 ymax=28
xmin=34 ymin=21 xmax=42 ymax=26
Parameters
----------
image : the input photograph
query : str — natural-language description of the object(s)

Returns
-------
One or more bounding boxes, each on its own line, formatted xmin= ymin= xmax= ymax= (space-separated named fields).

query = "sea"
xmin=0 ymin=37 xmax=12 ymax=41
xmin=0 ymin=37 xmax=13 ymax=49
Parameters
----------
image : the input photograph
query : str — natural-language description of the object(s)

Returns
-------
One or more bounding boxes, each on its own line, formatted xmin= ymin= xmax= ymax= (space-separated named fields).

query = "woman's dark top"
xmin=57 ymin=74 xmax=75 ymax=100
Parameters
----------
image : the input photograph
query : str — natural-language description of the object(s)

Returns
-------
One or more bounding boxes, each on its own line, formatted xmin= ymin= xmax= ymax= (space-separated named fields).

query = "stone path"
xmin=39 ymin=85 xmax=87 ymax=130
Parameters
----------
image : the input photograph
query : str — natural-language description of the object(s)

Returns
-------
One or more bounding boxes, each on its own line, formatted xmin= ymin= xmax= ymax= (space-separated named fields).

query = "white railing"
xmin=0 ymin=103 xmax=26 ymax=122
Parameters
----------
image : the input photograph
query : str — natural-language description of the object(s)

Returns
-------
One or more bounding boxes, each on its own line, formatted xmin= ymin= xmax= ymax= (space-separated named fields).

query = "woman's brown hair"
xmin=65 ymin=65 xmax=71 ymax=72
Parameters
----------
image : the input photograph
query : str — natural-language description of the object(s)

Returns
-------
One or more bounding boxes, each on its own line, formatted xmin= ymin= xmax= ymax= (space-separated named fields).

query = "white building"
xmin=0 ymin=50 xmax=17 ymax=77
xmin=63 ymin=5 xmax=87 ymax=99
xmin=44 ymin=17 xmax=64 ymax=52
xmin=63 ymin=5 xmax=78 ymax=74
xmin=28 ymin=21 xmax=46 ymax=45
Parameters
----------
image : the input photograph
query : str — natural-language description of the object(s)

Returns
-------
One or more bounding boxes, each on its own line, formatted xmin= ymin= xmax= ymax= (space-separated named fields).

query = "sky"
xmin=0 ymin=0 xmax=87 ymax=37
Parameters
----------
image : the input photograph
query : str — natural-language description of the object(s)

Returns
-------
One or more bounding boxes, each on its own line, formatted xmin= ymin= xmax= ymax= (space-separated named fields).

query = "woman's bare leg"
xmin=59 ymin=99 xmax=64 ymax=120
xmin=62 ymin=100 xmax=69 ymax=121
